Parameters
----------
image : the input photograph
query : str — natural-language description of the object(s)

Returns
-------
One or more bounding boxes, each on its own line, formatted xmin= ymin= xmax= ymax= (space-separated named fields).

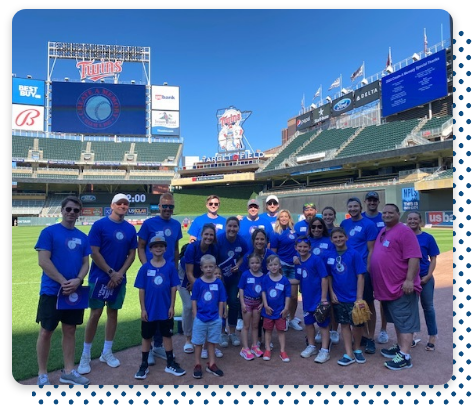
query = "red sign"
xmin=76 ymin=59 xmax=123 ymax=82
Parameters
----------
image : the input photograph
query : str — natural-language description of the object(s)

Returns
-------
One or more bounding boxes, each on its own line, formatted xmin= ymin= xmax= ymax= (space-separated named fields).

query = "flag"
xmin=386 ymin=48 xmax=392 ymax=68
xmin=91 ymin=278 xmax=120 ymax=302
xmin=328 ymin=77 xmax=340 ymax=90
xmin=56 ymin=286 xmax=90 ymax=310
xmin=424 ymin=29 xmax=428 ymax=55
xmin=350 ymin=64 xmax=363 ymax=81
xmin=313 ymin=86 xmax=321 ymax=100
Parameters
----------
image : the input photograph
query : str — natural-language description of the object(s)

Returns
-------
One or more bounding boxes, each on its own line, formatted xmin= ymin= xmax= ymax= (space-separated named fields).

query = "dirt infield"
xmin=20 ymin=251 xmax=452 ymax=386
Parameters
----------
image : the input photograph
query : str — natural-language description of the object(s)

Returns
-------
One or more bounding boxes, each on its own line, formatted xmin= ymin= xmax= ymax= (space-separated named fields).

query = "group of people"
xmin=34 ymin=190 xmax=440 ymax=384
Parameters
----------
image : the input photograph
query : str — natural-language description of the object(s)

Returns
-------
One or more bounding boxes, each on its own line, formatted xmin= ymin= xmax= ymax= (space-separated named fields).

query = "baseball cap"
xmin=111 ymin=193 xmax=129 ymax=204
xmin=347 ymin=197 xmax=362 ymax=206
xmin=266 ymin=195 xmax=279 ymax=204
xmin=247 ymin=199 xmax=259 ymax=208
xmin=303 ymin=202 xmax=316 ymax=210
xmin=365 ymin=191 xmax=380 ymax=200
xmin=148 ymin=236 xmax=167 ymax=248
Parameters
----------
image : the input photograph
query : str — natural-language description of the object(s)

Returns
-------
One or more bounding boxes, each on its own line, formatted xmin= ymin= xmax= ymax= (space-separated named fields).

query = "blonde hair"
xmin=200 ymin=254 xmax=217 ymax=266
xmin=274 ymin=209 xmax=295 ymax=234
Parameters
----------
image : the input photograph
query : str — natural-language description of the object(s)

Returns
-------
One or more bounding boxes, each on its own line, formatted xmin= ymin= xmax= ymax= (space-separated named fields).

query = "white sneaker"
xmin=201 ymin=349 xmax=208 ymax=359
xmin=315 ymin=331 xmax=322 ymax=343
xmin=330 ymin=331 xmax=340 ymax=344
xmin=220 ymin=334 xmax=229 ymax=348
xmin=99 ymin=349 xmax=120 ymax=368
xmin=215 ymin=348 xmax=223 ymax=358
xmin=288 ymin=319 xmax=303 ymax=331
xmin=77 ymin=354 xmax=91 ymax=374
xmin=300 ymin=345 xmax=318 ymax=358
xmin=236 ymin=319 xmax=244 ymax=331
xmin=293 ymin=317 xmax=301 ymax=323
xmin=377 ymin=330 xmax=389 ymax=344
xmin=314 ymin=350 xmax=331 ymax=364
xmin=229 ymin=333 xmax=241 ymax=346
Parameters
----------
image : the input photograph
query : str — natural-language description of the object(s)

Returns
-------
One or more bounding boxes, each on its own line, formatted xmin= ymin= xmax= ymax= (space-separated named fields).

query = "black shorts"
xmin=36 ymin=294 xmax=85 ymax=331
xmin=141 ymin=318 xmax=174 ymax=340
xmin=333 ymin=302 xmax=365 ymax=327
xmin=363 ymin=272 xmax=374 ymax=303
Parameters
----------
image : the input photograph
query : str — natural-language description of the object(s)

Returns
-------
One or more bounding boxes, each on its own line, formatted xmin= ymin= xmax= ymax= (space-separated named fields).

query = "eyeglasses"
xmin=64 ymin=207 xmax=80 ymax=213
xmin=160 ymin=204 xmax=175 ymax=210
xmin=311 ymin=225 xmax=324 ymax=230
xmin=266 ymin=200 xmax=278 ymax=206
xmin=208 ymin=202 xmax=220 ymax=207
xmin=114 ymin=201 xmax=129 ymax=206
xmin=248 ymin=204 xmax=259 ymax=209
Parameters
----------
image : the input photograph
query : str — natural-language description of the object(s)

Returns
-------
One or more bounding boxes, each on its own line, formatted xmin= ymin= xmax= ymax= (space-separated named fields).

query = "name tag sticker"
xmin=320 ymin=243 xmax=328 ymax=249
xmin=300 ymin=227 xmax=307 ymax=232
xmin=355 ymin=226 xmax=362 ymax=232
xmin=377 ymin=222 xmax=385 ymax=227
xmin=147 ymin=269 xmax=156 ymax=277
xmin=383 ymin=240 xmax=390 ymax=247
xmin=327 ymin=258 xmax=335 ymax=265
xmin=72 ymin=238 xmax=82 ymax=244
xmin=210 ymin=284 xmax=218 ymax=291
xmin=247 ymin=278 xmax=255 ymax=284
xmin=276 ymin=283 xmax=284 ymax=290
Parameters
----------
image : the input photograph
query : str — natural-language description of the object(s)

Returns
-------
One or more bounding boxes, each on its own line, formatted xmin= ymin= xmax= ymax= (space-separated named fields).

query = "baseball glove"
xmin=314 ymin=301 xmax=331 ymax=324
xmin=351 ymin=300 xmax=372 ymax=326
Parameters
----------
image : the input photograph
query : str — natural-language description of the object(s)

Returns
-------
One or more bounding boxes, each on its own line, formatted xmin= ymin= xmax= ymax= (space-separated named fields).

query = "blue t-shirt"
xmin=416 ymin=232 xmax=440 ymax=277
xmin=261 ymin=274 xmax=291 ymax=320
xmin=238 ymin=270 xmax=264 ymax=299
xmin=188 ymin=213 xmax=226 ymax=240
xmin=362 ymin=212 xmax=385 ymax=234
xmin=239 ymin=248 xmax=276 ymax=275
xmin=238 ymin=216 xmax=274 ymax=250
xmin=270 ymin=229 xmax=298 ymax=265
xmin=308 ymin=236 xmax=336 ymax=257
xmin=259 ymin=212 xmax=278 ymax=230
xmin=294 ymin=219 xmax=310 ymax=237
xmin=191 ymin=278 xmax=227 ymax=322
xmin=35 ymin=223 xmax=92 ymax=296
xmin=324 ymin=248 xmax=366 ymax=303
xmin=179 ymin=241 xmax=219 ymax=288
xmin=88 ymin=216 xmax=137 ymax=284
xmin=134 ymin=260 xmax=180 ymax=321
xmin=138 ymin=216 xmax=182 ymax=262
xmin=216 ymin=232 xmax=249 ymax=282
xmin=295 ymin=254 xmax=328 ymax=312
xmin=340 ymin=217 xmax=378 ymax=265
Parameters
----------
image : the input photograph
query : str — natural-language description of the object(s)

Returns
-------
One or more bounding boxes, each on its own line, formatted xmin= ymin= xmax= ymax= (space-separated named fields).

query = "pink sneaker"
xmin=280 ymin=351 xmax=290 ymax=362
xmin=251 ymin=345 xmax=264 ymax=358
xmin=239 ymin=348 xmax=255 ymax=361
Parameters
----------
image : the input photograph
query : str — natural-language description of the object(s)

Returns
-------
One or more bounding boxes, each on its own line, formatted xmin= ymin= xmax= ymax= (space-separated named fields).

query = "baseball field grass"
xmin=11 ymin=225 xmax=452 ymax=382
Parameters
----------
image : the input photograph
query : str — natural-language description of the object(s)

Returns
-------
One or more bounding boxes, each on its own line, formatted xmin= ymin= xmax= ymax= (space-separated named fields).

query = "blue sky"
xmin=12 ymin=9 xmax=451 ymax=159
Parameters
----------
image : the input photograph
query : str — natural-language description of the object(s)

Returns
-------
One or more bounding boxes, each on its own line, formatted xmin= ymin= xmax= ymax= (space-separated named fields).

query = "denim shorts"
xmin=282 ymin=264 xmax=295 ymax=280
xmin=192 ymin=317 xmax=222 ymax=345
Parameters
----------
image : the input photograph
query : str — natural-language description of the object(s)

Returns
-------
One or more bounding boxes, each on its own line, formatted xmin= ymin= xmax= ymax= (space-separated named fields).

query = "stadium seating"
xmin=90 ymin=140 xmax=133 ymax=162
xmin=12 ymin=135 xmax=36 ymax=159
xmin=296 ymin=127 xmax=356 ymax=158
xmin=134 ymin=141 xmax=181 ymax=163
xmin=419 ymin=115 xmax=452 ymax=132
xmin=12 ymin=193 xmax=46 ymax=215
xmin=82 ymin=170 xmax=127 ymax=180
xmin=39 ymin=138 xmax=84 ymax=162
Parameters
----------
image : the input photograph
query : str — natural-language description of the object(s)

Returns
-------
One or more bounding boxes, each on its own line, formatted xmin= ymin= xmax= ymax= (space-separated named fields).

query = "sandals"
xmin=425 ymin=342 xmax=435 ymax=351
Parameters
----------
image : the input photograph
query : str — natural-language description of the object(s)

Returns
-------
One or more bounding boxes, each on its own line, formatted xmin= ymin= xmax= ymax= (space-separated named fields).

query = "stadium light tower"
xmin=326 ymin=96 xmax=332 ymax=103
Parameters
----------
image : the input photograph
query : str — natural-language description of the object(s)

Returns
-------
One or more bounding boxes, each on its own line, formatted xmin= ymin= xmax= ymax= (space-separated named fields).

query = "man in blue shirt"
xmin=239 ymin=199 xmax=274 ymax=249
xmin=294 ymin=202 xmax=317 ymax=236
xmin=259 ymin=194 xmax=280 ymax=230
xmin=188 ymin=195 xmax=226 ymax=243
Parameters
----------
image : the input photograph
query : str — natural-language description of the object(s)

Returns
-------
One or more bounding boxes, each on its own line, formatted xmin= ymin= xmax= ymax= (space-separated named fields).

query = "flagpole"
xmin=441 ymin=24 xmax=444 ymax=47
xmin=320 ymin=84 xmax=323 ymax=107
xmin=340 ymin=74 xmax=342 ymax=96
xmin=363 ymin=61 xmax=365 ymax=80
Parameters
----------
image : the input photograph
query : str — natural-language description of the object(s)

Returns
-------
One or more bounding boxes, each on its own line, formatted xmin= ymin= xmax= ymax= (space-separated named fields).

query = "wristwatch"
xmin=108 ymin=268 xmax=115 ymax=276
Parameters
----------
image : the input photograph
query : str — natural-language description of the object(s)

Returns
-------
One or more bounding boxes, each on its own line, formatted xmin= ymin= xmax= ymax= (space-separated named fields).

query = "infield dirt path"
xmin=20 ymin=251 xmax=453 ymax=386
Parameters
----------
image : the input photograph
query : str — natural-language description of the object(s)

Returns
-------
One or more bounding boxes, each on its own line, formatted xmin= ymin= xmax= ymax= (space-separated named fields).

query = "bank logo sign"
xmin=151 ymin=86 xmax=180 ymax=111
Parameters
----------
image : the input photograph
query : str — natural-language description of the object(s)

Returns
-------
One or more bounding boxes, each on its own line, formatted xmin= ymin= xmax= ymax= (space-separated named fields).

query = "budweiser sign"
xmin=76 ymin=59 xmax=123 ymax=82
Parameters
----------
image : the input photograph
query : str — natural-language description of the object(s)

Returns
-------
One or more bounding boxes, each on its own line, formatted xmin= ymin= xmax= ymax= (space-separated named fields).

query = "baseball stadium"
xmin=12 ymin=40 xmax=453 ymax=385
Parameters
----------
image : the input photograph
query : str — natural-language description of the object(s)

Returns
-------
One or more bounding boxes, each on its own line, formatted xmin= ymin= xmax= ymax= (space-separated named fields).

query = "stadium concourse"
xmin=19 ymin=250 xmax=452 ymax=386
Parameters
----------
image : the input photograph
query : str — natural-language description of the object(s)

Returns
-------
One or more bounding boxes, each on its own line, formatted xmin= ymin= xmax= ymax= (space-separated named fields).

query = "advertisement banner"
xmin=402 ymin=187 xmax=420 ymax=211
xmin=12 ymin=104 xmax=44 ymax=131
xmin=354 ymin=80 xmax=380 ymax=108
xmin=104 ymin=207 xmax=148 ymax=216
xmin=295 ymin=111 xmax=312 ymax=131
xmin=12 ymin=78 xmax=45 ymax=106
xmin=331 ymin=94 xmax=354 ymax=117
xmin=51 ymin=82 xmax=146 ymax=135
xmin=382 ymin=49 xmax=448 ymax=117
xmin=81 ymin=207 xmax=103 ymax=216
xmin=216 ymin=106 xmax=252 ymax=153
xmin=151 ymin=110 xmax=180 ymax=136
xmin=425 ymin=211 xmax=453 ymax=226
xmin=151 ymin=86 xmax=180 ymax=111
xmin=312 ymin=103 xmax=331 ymax=125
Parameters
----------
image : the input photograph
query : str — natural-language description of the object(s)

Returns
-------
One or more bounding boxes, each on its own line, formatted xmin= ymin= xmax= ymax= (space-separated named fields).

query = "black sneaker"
xmin=353 ymin=351 xmax=366 ymax=364
xmin=365 ymin=338 xmax=376 ymax=354
xmin=360 ymin=336 xmax=368 ymax=347
xmin=193 ymin=364 xmax=203 ymax=379
xmin=134 ymin=362 xmax=149 ymax=380
xmin=165 ymin=361 xmax=186 ymax=377
xmin=384 ymin=352 xmax=412 ymax=370
xmin=206 ymin=363 xmax=224 ymax=377
xmin=381 ymin=344 xmax=401 ymax=358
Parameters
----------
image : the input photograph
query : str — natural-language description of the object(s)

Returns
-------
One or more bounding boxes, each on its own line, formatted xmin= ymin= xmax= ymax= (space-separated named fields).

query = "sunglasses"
xmin=303 ymin=203 xmax=316 ymax=209
xmin=248 ymin=204 xmax=259 ymax=209
xmin=160 ymin=204 xmax=175 ymax=210
xmin=114 ymin=201 xmax=129 ymax=206
xmin=64 ymin=207 xmax=80 ymax=213
xmin=311 ymin=225 xmax=324 ymax=230
xmin=335 ymin=256 xmax=344 ymax=272
xmin=296 ymin=237 xmax=310 ymax=244
xmin=266 ymin=200 xmax=278 ymax=206
xmin=208 ymin=202 xmax=220 ymax=207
